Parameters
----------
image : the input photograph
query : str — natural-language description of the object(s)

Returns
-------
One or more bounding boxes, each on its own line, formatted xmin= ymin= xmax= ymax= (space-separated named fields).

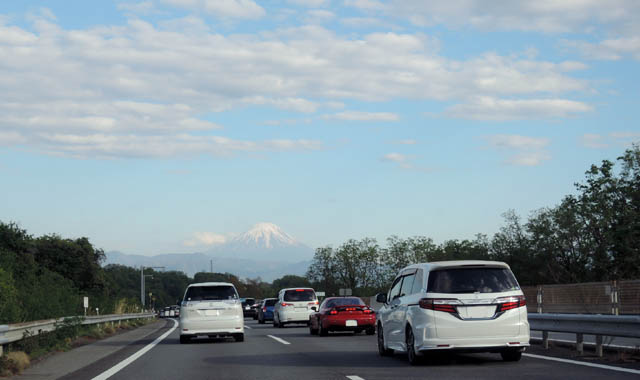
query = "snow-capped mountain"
xmin=214 ymin=222 xmax=314 ymax=262
xmin=103 ymin=223 xmax=315 ymax=280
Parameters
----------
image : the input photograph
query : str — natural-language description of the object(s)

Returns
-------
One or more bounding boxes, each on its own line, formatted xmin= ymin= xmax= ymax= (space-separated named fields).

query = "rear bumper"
xmin=416 ymin=334 xmax=530 ymax=352
xmin=180 ymin=316 xmax=244 ymax=336
xmin=323 ymin=315 xmax=376 ymax=330
xmin=280 ymin=309 xmax=314 ymax=323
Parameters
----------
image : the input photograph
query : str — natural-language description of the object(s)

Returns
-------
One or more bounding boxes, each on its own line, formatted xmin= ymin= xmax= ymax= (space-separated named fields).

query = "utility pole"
xmin=210 ymin=259 xmax=213 ymax=273
xmin=141 ymin=266 xmax=165 ymax=309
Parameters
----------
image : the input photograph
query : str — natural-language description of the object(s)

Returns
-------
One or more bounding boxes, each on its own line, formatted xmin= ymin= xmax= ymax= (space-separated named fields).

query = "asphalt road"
xmin=21 ymin=318 xmax=640 ymax=380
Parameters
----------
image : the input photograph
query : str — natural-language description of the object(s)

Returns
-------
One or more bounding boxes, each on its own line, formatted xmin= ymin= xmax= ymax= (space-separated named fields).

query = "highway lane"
xmin=80 ymin=318 xmax=639 ymax=380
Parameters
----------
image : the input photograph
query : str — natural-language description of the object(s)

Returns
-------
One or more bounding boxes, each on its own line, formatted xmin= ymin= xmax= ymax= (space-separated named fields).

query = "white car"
xmin=273 ymin=288 xmax=319 ymax=327
xmin=376 ymin=261 xmax=530 ymax=364
xmin=179 ymin=282 xmax=244 ymax=344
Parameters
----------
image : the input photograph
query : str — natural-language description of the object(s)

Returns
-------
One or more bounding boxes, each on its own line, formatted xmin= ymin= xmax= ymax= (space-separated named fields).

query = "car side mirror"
xmin=375 ymin=293 xmax=387 ymax=304
xmin=311 ymin=306 xmax=317 ymax=311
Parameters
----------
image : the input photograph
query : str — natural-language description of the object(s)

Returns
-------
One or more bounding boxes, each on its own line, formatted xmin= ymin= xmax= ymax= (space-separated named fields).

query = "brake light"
xmin=295 ymin=289 xmax=305 ymax=292
xmin=281 ymin=302 xmax=293 ymax=307
xmin=262 ymin=307 xmax=267 ymax=312
xmin=495 ymin=296 xmax=526 ymax=312
xmin=419 ymin=298 xmax=461 ymax=313
xmin=329 ymin=309 xmax=338 ymax=315
xmin=308 ymin=300 xmax=319 ymax=306
xmin=345 ymin=307 xmax=356 ymax=311
xmin=363 ymin=309 xmax=373 ymax=314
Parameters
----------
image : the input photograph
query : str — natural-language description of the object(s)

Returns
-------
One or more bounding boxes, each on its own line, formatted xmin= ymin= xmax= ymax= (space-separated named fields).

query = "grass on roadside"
xmin=0 ymin=317 xmax=155 ymax=377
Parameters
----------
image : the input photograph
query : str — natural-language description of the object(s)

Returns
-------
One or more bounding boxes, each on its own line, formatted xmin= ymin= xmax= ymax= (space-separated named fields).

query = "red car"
xmin=309 ymin=297 xmax=376 ymax=336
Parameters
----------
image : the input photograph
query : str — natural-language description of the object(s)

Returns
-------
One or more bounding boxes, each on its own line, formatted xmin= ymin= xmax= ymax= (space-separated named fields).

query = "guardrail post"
xmin=542 ymin=331 xmax=549 ymax=349
xmin=611 ymin=281 xmax=619 ymax=316
xmin=576 ymin=333 xmax=584 ymax=354
xmin=537 ymin=286 xmax=543 ymax=313
xmin=595 ymin=335 xmax=603 ymax=357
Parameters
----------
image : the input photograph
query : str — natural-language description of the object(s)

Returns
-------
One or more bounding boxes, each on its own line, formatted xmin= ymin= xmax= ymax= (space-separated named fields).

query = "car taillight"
xmin=419 ymin=298 xmax=461 ymax=313
xmin=308 ymin=300 xmax=319 ymax=305
xmin=345 ymin=307 xmax=356 ymax=311
xmin=329 ymin=309 xmax=338 ymax=315
xmin=262 ymin=307 xmax=267 ymax=312
xmin=281 ymin=302 xmax=293 ymax=307
xmin=363 ymin=309 xmax=373 ymax=314
xmin=495 ymin=296 xmax=526 ymax=312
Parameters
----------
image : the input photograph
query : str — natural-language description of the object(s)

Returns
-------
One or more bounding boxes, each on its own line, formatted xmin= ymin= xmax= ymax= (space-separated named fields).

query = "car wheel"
xmin=319 ymin=323 xmax=328 ymax=336
xmin=377 ymin=324 xmax=393 ymax=356
xmin=366 ymin=327 xmax=375 ymax=335
xmin=273 ymin=314 xmax=279 ymax=327
xmin=406 ymin=327 xmax=422 ymax=365
xmin=179 ymin=335 xmax=190 ymax=344
xmin=501 ymin=349 xmax=522 ymax=362
xmin=258 ymin=316 xmax=265 ymax=324
xmin=309 ymin=323 xmax=318 ymax=335
xmin=234 ymin=333 xmax=244 ymax=342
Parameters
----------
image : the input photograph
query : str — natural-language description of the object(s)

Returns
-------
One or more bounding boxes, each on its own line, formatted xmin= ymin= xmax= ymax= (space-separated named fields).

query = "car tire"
xmin=406 ymin=327 xmax=422 ymax=365
xmin=273 ymin=314 xmax=279 ymax=327
xmin=258 ymin=316 xmax=265 ymax=324
xmin=234 ymin=333 xmax=244 ymax=342
xmin=319 ymin=323 xmax=328 ymax=336
xmin=501 ymin=349 xmax=522 ymax=362
xmin=179 ymin=335 xmax=190 ymax=344
xmin=309 ymin=324 xmax=318 ymax=335
xmin=366 ymin=327 xmax=375 ymax=335
xmin=377 ymin=324 xmax=394 ymax=356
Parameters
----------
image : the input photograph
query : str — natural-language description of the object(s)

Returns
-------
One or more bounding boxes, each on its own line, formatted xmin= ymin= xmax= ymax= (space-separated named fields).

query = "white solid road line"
xmin=267 ymin=335 xmax=291 ymax=345
xmin=92 ymin=319 xmax=179 ymax=380
xmin=244 ymin=325 xmax=252 ymax=329
xmin=346 ymin=376 xmax=366 ymax=380
xmin=524 ymin=353 xmax=640 ymax=375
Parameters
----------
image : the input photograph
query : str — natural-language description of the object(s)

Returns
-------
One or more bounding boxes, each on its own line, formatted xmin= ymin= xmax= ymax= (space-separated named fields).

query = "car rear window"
xmin=427 ymin=267 xmax=520 ymax=294
xmin=325 ymin=298 xmax=364 ymax=308
xmin=283 ymin=289 xmax=316 ymax=302
xmin=185 ymin=285 xmax=238 ymax=301
xmin=264 ymin=299 xmax=277 ymax=306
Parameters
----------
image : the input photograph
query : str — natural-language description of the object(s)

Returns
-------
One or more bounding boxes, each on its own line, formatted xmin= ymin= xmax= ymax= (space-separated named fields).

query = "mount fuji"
xmin=104 ymin=223 xmax=315 ymax=281
xmin=212 ymin=222 xmax=313 ymax=262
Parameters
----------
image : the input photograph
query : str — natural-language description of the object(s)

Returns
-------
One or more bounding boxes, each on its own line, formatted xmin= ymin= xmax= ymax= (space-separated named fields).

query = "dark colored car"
xmin=240 ymin=298 xmax=256 ymax=318
xmin=258 ymin=298 xmax=277 ymax=324
xmin=309 ymin=297 xmax=375 ymax=336
xmin=251 ymin=299 xmax=262 ymax=320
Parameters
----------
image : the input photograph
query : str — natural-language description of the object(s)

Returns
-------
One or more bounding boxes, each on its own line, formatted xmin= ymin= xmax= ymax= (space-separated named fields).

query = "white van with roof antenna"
xmin=375 ymin=260 xmax=530 ymax=365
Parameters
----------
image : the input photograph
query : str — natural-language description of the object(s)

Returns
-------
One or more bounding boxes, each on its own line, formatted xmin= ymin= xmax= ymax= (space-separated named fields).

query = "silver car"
xmin=179 ymin=282 xmax=244 ymax=343
xmin=273 ymin=288 xmax=318 ymax=327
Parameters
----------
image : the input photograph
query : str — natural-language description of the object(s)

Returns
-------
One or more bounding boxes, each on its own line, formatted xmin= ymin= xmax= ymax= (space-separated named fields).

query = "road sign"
xmin=316 ymin=291 xmax=325 ymax=297
xmin=83 ymin=297 xmax=89 ymax=308
xmin=339 ymin=288 xmax=352 ymax=296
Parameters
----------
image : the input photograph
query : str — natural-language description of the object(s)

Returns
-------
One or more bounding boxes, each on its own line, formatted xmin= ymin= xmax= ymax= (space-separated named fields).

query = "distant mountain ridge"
xmin=103 ymin=223 xmax=314 ymax=281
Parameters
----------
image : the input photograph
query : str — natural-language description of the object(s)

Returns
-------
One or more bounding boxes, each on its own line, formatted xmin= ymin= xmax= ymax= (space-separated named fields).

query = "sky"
xmin=1 ymin=0 xmax=639 ymax=256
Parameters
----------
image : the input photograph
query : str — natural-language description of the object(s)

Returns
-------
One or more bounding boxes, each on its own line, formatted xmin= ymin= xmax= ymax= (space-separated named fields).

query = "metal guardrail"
xmin=0 ymin=313 xmax=155 ymax=356
xmin=528 ymin=313 xmax=640 ymax=356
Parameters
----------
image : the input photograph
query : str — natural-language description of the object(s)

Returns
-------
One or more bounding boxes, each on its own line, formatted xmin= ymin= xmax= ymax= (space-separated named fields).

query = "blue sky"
xmin=1 ymin=0 xmax=639 ymax=256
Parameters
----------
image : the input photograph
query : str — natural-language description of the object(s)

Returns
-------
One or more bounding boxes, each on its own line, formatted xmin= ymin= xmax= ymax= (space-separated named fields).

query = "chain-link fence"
xmin=522 ymin=280 xmax=640 ymax=315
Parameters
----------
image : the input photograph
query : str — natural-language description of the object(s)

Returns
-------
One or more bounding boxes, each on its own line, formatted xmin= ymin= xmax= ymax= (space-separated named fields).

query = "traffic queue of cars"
xmin=173 ymin=260 xmax=529 ymax=366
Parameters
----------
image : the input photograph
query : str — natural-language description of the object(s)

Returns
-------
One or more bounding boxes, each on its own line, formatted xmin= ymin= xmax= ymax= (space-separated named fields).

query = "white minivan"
xmin=273 ymin=288 xmax=319 ymax=327
xmin=179 ymin=282 xmax=244 ymax=344
xmin=376 ymin=261 xmax=530 ymax=364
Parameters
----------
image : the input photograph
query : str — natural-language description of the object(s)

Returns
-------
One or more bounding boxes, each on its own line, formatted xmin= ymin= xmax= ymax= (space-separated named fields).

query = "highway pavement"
xmin=16 ymin=318 xmax=640 ymax=379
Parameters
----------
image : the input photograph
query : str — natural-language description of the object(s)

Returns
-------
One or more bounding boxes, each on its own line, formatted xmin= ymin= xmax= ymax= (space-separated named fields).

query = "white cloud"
xmin=305 ymin=9 xmax=335 ymax=23
xmin=327 ymin=111 xmax=399 ymax=121
xmin=564 ymin=37 xmax=640 ymax=61
xmin=160 ymin=0 xmax=265 ymax=19
xmin=381 ymin=152 xmax=412 ymax=169
xmin=487 ymin=135 xmax=551 ymax=166
xmin=446 ymin=97 xmax=592 ymax=121
xmin=353 ymin=0 xmax=640 ymax=34
xmin=184 ymin=231 xmax=228 ymax=247
xmin=582 ymin=132 xmax=640 ymax=149
xmin=287 ymin=0 xmax=329 ymax=8
xmin=0 ymin=15 xmax=593 ymax=158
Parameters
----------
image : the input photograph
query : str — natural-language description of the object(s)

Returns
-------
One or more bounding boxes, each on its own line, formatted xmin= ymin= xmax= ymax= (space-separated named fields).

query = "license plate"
xmin=346 ymin=320 xmax=357 ymax=327
xmin=295 ymin=307 xmax=307 ymax=311
xmin=204 ymin=310 xmax=219 ymax=316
